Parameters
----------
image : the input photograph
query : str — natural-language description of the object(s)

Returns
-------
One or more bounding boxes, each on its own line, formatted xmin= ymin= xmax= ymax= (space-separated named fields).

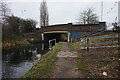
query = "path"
xmin=51 ymin=42 xmax=81 ymax=78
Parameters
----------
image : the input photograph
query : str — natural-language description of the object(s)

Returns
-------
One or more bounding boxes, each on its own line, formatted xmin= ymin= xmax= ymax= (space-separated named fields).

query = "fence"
xmin=80 ymin=34 xmax=119 ymax=49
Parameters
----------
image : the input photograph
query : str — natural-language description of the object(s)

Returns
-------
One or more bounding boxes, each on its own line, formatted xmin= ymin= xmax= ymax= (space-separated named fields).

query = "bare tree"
xmin=77 ymin=8 xmax=99 ymax=24
xmin=40 ymin=0 xmax=49 ymax=28
xmin=0 ymin=1 xmax=12 ymax=23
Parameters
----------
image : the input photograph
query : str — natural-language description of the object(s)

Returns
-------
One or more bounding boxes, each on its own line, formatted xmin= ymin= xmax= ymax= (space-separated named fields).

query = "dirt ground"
xmin=51 ymin=42 xmax=81 ymax=78
xmin=50 ymin=43 xmax=119 ymax=78
xmin=77 ymin=48 xmax=119 ymax=78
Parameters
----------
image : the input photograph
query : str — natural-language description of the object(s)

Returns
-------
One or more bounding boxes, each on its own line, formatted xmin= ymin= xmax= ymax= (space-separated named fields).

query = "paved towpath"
xmin=51 ymin=42 xmax=81 ymax=78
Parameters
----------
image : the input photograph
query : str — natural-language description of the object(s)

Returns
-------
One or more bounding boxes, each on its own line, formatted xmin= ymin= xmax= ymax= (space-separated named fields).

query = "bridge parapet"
xmin=38 ymin=22 xmax=106 ymax=43
xmin=38 ymin=22 xmax=106 ymax=33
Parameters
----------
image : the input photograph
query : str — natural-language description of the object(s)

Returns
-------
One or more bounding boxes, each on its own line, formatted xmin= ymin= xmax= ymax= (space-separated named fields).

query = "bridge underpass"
xmin=44 ymin=33 xmax=68 ymax=42
xmin=41 ymin=31 xmax=70 ymax=42
xmin=41 ymin=31 xmax=70 ymax=49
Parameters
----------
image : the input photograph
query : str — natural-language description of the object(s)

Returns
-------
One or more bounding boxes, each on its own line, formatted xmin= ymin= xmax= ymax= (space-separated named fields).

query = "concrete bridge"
xmin=37 ymin=22 xmax=106 ymax=43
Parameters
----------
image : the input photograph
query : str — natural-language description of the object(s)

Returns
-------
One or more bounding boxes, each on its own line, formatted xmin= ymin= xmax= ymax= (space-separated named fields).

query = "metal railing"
xmin=49 ymin=39 xmax=56 ymax=50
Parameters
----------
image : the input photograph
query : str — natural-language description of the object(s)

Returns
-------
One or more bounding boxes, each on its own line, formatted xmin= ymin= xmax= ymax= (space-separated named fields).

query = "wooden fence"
xmin=80 ymin=34 xmax=119 ymax=49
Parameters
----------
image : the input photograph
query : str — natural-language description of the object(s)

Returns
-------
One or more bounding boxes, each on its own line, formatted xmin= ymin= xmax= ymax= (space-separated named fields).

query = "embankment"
xmin=21 ymin=43 xmax=62 ymax=78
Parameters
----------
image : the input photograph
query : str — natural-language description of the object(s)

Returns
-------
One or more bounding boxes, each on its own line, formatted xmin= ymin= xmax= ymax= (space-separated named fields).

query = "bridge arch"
xmin=43 ymin=31 xmax=68 ymax=34
xmin=41 ymin=31 xmax=70 ymax=42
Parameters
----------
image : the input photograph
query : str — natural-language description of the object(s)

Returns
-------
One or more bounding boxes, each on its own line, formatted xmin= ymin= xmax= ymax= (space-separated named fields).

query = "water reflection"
xmin=2 ymin=43 xmax=48 ymax=78
xmin=42 ymin=43 xmax=44 ymax=50
xmin=2 ymin=60 xmax=33 ymax=78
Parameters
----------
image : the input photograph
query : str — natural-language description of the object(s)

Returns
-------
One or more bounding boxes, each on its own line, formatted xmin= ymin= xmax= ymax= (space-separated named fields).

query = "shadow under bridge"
xmin=42 ymin=31 xmax=70 ymax=43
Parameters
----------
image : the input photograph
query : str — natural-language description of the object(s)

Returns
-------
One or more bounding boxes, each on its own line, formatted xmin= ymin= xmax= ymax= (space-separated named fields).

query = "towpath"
xmin=51 ymin=42 xmax=81 ymax=78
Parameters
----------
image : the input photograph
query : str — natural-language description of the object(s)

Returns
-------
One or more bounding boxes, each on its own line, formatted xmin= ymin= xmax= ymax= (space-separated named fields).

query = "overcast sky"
xmin=4 ymin=0 xmax=119 ymax=27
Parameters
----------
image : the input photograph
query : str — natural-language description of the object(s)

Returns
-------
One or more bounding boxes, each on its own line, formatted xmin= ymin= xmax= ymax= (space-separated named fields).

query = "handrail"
xmin=49 ymin=39 xmax=56 ymax=50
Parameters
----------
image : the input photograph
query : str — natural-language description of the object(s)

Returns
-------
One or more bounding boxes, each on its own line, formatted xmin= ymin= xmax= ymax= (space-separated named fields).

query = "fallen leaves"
xmin=77 ymin=48 xmax=118 ymax=78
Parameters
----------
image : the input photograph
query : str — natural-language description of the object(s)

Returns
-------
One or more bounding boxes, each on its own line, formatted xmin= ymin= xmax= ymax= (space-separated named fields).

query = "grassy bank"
xmin=2 ymin=32 xmax=43 ymax=50
xmin=77 ymin=49 xmax=118 ymax=78
xmin=68 ymin=40 xmax=118 ymax=78
xmin=76 ymin=56 xmax=86 ymax=70
xmin=21 ymin=43 xmax=62 ymax=78
xmin=67 ymin=41 xmax=81 ymax=51
xmin=67 ymin=42 xmax=88 ymax=77
xmin=0 ymin=42 xmax=1 ymax=47
xmin=3 ymin=40 xmax=30 ymax=50
xmin=68 ymin=41 xmax=86 ymax=71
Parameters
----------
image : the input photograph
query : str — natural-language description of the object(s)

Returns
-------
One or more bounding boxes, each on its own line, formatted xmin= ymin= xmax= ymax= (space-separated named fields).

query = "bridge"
xmin=37 ymin=22 xmax=106 ymax=43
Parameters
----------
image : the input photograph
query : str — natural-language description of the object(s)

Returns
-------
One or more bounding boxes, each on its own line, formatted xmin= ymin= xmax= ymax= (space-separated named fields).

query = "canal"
xmin=2 ymin=43 xmax=49 ymax=78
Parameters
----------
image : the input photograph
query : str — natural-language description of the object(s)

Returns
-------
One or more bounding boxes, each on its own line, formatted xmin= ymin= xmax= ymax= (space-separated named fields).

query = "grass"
xmin=21 ymin=43 xmax=62 ymax=78
xmin=2 ymin=40 xmax=30 ymax=50
xmin=3 ymin=32 xmax=43 ymax=50
xmin=67 ymin=42 xmax=86 ymax=69
xmin=67 ymin=42 xmax=81 ymax=51
xmin=76 ymin=56 xmax=86 ymax=70
xmin=67 ymin=42 xmax=88 ymax=77
xmin=68 ymin=32 xmax=118 ymax=78
xmin=0 ymin=42 xmax=1 ymax=47
xmin=77 ymin=48 xmax=118 ymax=78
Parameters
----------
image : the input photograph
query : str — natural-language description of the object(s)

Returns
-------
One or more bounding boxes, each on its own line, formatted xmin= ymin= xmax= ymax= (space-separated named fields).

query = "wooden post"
xmin=87 ymin=38 xmax=89 ymax=51
xmin=85 ymin=38 xmax=87 ymax=49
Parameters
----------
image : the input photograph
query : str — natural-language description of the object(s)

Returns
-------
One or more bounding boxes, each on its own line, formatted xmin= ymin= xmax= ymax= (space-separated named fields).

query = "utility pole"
xmin=101 ymin=0 xmax=103 ymax=22
xmin=118 ymin=1 xmax=120 ymax=26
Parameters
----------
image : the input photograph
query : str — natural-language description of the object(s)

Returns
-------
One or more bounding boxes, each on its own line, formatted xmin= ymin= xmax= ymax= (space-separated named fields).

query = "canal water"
xmin=2 ymin=43 xmax=49 ymax=78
